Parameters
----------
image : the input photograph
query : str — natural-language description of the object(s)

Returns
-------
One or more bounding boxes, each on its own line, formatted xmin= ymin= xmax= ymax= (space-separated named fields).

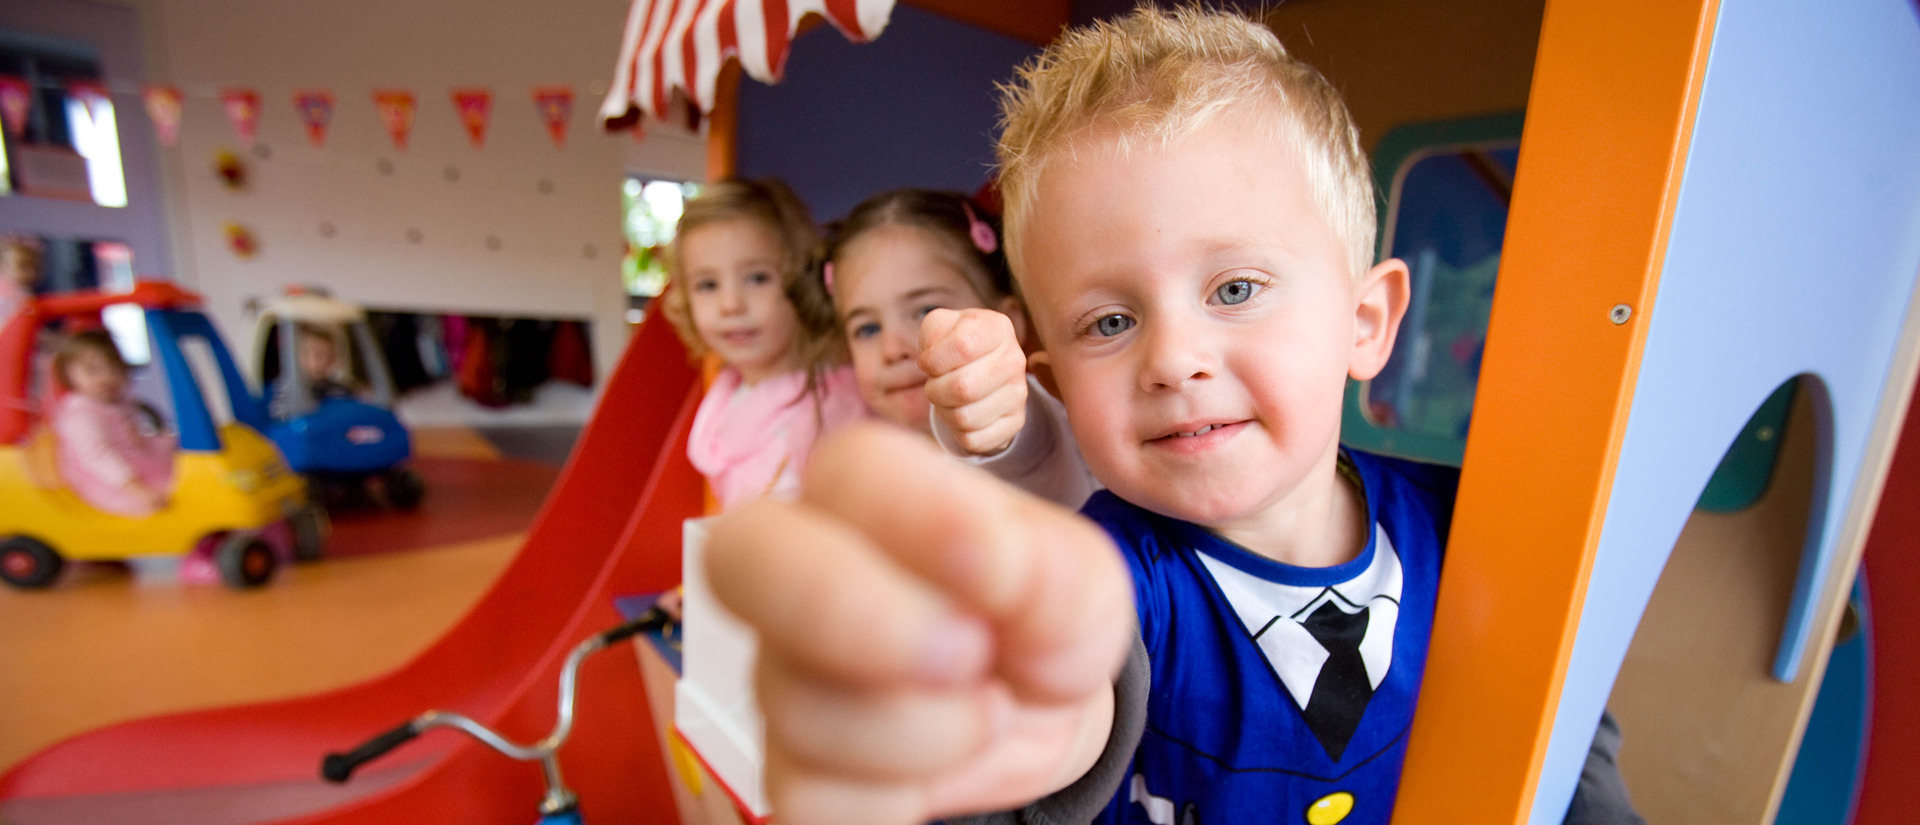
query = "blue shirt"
xmin=1085 ymin=450 xmax=1457 ymax=825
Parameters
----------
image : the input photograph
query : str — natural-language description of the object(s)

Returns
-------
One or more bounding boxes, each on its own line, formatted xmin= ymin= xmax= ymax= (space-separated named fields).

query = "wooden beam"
xmin=705 ymin=61 xmax=741 ymax=182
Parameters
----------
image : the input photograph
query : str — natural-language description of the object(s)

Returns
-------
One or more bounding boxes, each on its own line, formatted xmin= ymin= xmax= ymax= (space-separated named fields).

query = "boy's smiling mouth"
xmin=1147 ymin=419 xmax=1249 ymax=451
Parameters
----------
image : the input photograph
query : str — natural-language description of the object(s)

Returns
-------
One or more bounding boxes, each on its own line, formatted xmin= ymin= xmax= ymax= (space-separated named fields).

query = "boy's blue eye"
xmin=913 ymin=304 xmax=944 ymax=321
xmin=692 ymin=279 xmax=717 ymax=293
xmin=748 ymin=271 xmax=773 ymax=286
xmin=1214 ymin=279 xmax=1257 ymax=306
xmin=850 ymin=322 xmax=881 ymax=340
xmin=1093 ymin=314 xmax=1135 ymax=337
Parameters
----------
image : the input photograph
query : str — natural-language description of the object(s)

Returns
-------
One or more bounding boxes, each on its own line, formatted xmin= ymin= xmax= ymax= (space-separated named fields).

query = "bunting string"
xmin=0 ymin=78 xmax=621 ymax=153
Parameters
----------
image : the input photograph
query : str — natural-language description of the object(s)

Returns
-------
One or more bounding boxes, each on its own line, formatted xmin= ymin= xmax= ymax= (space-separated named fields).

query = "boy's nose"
xmin=1138 ymin=320 xmax=1214 ymax=391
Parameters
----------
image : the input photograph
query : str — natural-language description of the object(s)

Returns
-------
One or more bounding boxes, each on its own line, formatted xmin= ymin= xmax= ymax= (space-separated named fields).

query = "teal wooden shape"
xmin=1697 ymin=380 xmax=1797 ymax=513
xmin=1342 ymin=111 xmax=1524 ymax=467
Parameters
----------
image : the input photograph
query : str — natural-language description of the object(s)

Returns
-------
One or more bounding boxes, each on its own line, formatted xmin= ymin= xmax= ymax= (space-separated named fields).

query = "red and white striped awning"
xmin=600 ymin=0 xmax=900 ymax=128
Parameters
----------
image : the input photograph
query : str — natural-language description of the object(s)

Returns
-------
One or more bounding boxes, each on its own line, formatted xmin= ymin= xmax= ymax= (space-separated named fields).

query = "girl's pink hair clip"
xmin=962 ymin=201 xmax=999 ymax=255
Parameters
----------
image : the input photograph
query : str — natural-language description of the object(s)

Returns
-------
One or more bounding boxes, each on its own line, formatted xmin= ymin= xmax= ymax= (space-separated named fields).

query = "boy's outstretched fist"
xmin=706 ymin=422 xmax=1135 ymax=825
xmin=918 ymin=307 xmax=1029 ymax=457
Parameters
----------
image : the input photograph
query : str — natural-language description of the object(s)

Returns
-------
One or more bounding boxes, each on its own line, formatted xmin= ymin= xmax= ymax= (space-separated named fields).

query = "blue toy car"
xmin=249 ymin=290 xmax=424 ymax=511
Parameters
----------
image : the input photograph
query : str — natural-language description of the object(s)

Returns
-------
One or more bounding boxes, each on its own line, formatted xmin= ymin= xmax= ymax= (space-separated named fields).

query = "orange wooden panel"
xmin=903 ymin=0 xmax=1069 ymax=46
xmin=706 ymin=61 xmax=742 ymax=182
xmin=1390 ymin=0 xmax=1721 ymax=822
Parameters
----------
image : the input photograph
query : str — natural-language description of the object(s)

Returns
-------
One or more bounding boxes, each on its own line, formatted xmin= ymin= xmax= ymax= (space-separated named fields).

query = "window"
xmin=0 ymin=31 xmax=127 ymax=207
xmin=178 ymin=335 xmax=235 ymax=429
xmin=621 ymin=176 xmax=700 ymax=300
xmin=6 ymin=233 xmax=135 ymax=295
xmin=101 ymin=301 xmax=149 ymax=365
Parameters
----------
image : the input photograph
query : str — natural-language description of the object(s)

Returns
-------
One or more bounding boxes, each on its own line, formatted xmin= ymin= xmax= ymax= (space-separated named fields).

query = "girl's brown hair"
xmin=658 ymin=178 xmax=839 ymax=367
xmin=53 ymin=330 xmax=128 ymax=391
xmin=822 ymin=189 xmax=1017 ymax=311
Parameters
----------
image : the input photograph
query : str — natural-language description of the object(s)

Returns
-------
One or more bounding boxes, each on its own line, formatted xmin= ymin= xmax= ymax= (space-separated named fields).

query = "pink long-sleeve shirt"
xmin=686 ymin=364 xmax=866 ymax=510
xmin=52 ymin=393 xmax=176 ymax=517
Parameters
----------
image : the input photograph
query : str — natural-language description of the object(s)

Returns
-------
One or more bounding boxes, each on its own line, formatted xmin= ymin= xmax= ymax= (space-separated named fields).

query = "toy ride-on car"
xmin=248 ymin=288 xmax=422 ymax=511
xmin=0 ymin=282 xmax=326 ymax=589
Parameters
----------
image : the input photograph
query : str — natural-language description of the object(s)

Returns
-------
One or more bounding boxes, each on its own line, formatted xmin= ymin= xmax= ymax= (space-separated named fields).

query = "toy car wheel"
xmin=291 ymin=506 xmax=329 ymax=562
xmin=382 ymin=468 xmax=425 ymax=511
xmin=308 ymin=476 xmax=354 ymax=511
xmin=0 ymin=537 xmax=64 ymax=589
xmin=216 ymin=534 xmax=277 ymax=589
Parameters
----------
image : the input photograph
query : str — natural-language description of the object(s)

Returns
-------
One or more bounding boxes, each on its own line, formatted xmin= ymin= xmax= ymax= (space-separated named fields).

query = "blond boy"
xmin=709 ymin=8 xmax=1637 ymax=825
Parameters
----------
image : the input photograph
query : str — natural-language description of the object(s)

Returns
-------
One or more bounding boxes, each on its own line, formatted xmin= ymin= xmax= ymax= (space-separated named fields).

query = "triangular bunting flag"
xmin=451 ymin=88 xmax=492 ymax=149
xmin=65 ymin=81 xmax=110 ymax=107
xmin=532 ymin=86 xmax=573 ymax=149
xmin=142 ymin=86 xmax=184 ymax=147
xmin=373 ymin=90 xmax=416 ymax=151
xmin=220 ymin=88 xmax=262 ymax=147
xmin=294 ymin=91 xmax=335 ymax=147
xmin=0 ymin=77 xmax=32 ymax=138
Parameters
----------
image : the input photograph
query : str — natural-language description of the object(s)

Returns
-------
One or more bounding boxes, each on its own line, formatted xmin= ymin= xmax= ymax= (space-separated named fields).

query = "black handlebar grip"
xmin=321 ymin=720 xmax=420 ymax=783
xmin=598 ymin=608 xmax=670 ymax=646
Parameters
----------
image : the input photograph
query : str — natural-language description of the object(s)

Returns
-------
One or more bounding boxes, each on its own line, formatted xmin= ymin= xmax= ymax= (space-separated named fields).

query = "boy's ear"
xmin=1349 ymin=257 xmax=1411 ymax=382
xmin=996 ymin=295 xmax=1034 ymax=353
xmin=1027 ymin=349 xmax=1060 ymax=400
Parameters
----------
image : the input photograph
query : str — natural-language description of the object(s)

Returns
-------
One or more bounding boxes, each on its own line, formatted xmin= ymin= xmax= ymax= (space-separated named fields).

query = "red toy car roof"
xmin=0 ymin=281 xmax=201 ymax=444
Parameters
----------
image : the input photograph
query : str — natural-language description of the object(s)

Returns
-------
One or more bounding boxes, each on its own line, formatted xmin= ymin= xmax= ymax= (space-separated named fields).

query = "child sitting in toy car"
xmin=270 ymin=323 xmax=358 ymax=419
xmin=50 ymin=330 xmax=176 ymax=516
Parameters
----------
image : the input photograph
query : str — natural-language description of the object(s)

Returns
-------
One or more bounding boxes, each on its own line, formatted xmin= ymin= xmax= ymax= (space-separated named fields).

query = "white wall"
xmin=7 ymin=0 xmax=706 ymax=385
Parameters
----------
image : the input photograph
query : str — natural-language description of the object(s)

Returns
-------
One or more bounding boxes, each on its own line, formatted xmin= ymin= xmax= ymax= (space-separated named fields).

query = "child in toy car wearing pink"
xmin=51 ymin=330 xmax=175 ymax=517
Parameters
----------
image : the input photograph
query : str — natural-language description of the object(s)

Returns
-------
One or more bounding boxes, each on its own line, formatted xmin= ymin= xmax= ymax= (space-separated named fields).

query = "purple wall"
xmin=733 ymin=5 xmax=1037 ymax=223
xmin=1072 ymin=0 xmax=1269 ymax=26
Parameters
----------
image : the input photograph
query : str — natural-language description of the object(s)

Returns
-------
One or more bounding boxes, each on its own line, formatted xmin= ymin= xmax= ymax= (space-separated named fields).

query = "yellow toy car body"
xmin=0 ymin=282 xmax=326 ymax=589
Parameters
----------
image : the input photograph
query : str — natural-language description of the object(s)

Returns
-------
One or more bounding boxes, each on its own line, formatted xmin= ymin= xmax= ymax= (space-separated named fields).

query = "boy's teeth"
xmin=1177 ymin=425 xmax=1214 ymax=437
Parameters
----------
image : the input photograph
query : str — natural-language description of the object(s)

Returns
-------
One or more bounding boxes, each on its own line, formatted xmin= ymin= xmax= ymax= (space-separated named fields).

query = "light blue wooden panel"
xmin=1528 ymin=0 xmax=1920 ymax=821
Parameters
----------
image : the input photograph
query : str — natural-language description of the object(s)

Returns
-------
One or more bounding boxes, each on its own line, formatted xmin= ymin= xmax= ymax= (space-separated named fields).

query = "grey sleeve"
xmin=944 ymin=629 xmax=1149 ymax=825
xmin=930 ymin=376 xmax=1100 ymax=510
xmin=1561 ymin=709 xmax=1647 ymax=825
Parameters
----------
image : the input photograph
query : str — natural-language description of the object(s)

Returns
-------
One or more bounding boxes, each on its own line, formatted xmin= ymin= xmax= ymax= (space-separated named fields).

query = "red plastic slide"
xmin=0 ymin=311 xmax=703 ymax=824
xmin=1854 ymin=380 xmax=1920 ymax=824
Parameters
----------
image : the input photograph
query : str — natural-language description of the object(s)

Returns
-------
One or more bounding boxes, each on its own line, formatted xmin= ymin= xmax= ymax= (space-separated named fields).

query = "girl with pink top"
xmin=50 ymin=330 xmax=176 ymax=516
xmin=660 ymin=178 xmax=865 ymax=510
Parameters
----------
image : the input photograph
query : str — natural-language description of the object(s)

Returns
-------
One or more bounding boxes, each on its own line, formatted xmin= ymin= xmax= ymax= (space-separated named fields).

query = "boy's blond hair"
xmin=996 ymin=5 xmax=1375 ymax=281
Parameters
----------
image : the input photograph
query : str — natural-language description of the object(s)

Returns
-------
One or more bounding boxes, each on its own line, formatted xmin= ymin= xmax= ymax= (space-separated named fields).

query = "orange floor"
xmin=0 ymin=427 xmax=551 ymax=776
